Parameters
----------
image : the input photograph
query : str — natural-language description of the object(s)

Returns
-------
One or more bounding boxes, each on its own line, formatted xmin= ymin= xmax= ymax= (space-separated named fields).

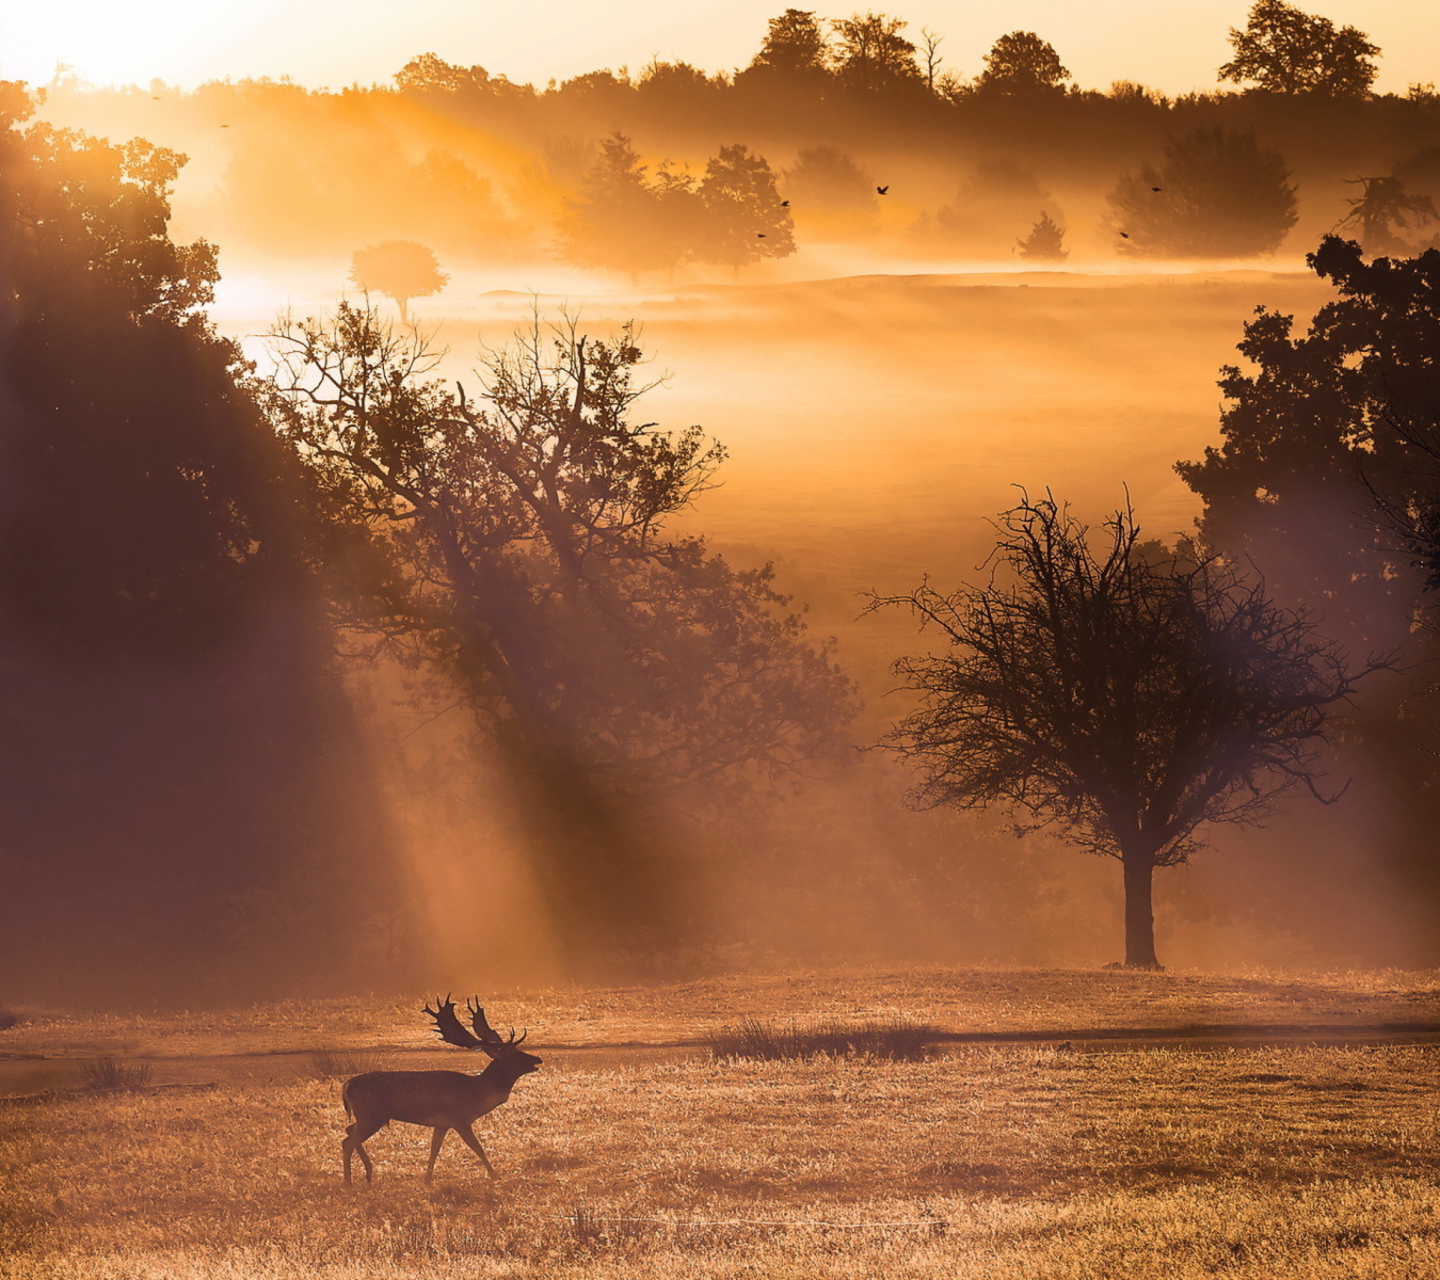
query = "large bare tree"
xmin=873 ymin=494 xmax=1376 ymax=968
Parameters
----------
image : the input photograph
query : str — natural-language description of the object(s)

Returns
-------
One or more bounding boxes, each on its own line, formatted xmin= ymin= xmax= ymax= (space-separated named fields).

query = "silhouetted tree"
xmin=1220 ymin=0 xmax=1379 ymax=97
xmin=1017 ymin=211 xmax=1068 ymax=260
xmin=395 ymin=53 xmax=535 ymax=106
xmin=636 ymin=59 xmax=727 ymax=110
xmin=349 ymin=241 xmax=448 ymax=322
xmin=268 ymin=306 xmax=854 ymax=962
xmin=558 ymin=133 xmax=699 ymax=281
xmin=1335 ymin=176 xmax=1437 ymax=255
xmin=1178 ymin=238 xmax=1440 ymax=632
xmin=696 ymin=144 xmax=796 ymax=272
xmin=0 ymin=82 xmax=388 ymax=999
xmin=743 ymin=9 xmax=832 ymax=84
xmin=830 ymin=12 xmax=921 ymax=93
xmin=1106 ymin=128 xmax=1297 ymax=258
xmin=975 ymin=32 xmax=1071 ymax=97
xmin=874 ymin=496 xmax=1368 ymax=969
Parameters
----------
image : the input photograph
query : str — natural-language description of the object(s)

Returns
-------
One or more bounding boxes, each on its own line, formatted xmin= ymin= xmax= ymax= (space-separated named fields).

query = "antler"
xmin=468 ymin=998 xmax=527 ymax=1048
xmin=422 ymin=995 xmax=484 ymax=1050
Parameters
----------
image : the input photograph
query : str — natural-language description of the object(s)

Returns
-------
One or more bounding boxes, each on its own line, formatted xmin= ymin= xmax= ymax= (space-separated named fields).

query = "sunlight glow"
xmin=0 ymin=0 xmax=287 ymax=88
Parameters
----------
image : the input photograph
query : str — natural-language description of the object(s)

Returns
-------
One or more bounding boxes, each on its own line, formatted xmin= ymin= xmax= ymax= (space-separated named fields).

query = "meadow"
xmin=3 ymin=966 xmax=1438 ymax=1279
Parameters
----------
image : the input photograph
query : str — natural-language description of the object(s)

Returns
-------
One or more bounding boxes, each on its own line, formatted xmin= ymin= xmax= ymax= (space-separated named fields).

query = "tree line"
xmin=40 ymin=1 xmax=1440 ymax=275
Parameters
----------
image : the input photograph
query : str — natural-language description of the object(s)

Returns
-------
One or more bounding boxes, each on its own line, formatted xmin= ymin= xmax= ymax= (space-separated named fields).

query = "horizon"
xmin=4 ymin=0 xmax=1439 ymax=98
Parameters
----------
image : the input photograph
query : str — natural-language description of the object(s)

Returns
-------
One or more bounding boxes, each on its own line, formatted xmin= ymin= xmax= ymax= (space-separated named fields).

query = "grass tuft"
xmin=306 ymin=1049 xmax=392 ymax=1079
xmin=80 ymin=1057 xmax=152 ymax=1092
xmin=709 ymin=1015 xmax=938 ymax=1062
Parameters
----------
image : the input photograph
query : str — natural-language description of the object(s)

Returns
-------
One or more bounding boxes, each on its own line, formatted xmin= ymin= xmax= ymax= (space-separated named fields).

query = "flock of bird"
xmin=758 ymin=182 xmax=1159 ymax=242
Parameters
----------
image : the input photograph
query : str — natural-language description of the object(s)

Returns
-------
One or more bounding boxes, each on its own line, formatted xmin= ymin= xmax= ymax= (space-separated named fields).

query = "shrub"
xmin=307 ymin=1049 xmax=392 ymax=1079
xmin=709 ymin=1015 xmax=937 ymax=1061
xmin=81 ymin=1057 xmax=153 ymax=1091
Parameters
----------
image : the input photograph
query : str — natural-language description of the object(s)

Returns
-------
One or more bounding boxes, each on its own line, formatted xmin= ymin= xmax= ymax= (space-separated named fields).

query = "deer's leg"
xmin=454 ymin=1122 xmax=498 ymax=1179
xmin=343 ymin=1116 xmax=384 ymax=1185
xmin=424 ymin=1126 xmax=449 ymax=1185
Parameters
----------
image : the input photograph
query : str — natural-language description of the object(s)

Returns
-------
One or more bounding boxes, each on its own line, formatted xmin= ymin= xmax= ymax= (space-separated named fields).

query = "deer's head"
xmin=422 ymin=995 xmax=543 ymax=1076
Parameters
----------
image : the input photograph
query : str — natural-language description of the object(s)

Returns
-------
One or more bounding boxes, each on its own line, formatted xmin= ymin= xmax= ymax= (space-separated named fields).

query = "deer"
xmin=341 ymin=995 xmax=542 ymax=1185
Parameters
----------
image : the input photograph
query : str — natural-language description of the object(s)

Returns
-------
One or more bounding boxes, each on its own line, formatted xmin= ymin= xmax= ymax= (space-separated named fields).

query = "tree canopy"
xmin=348 ymin=241 xmax=448 ymax=323
xmin=975 ymin=32 xmax=1072 ymax=97
xmin=1219 ymin=0 xmax=1379 ymax=97
xmin=874 ymin=495 xmax=1366 ymax=968
xmin=1106 ymin=128 xmax=1297 ymax=258
xmin=1178 ymin=237 xmax=1440 ymax=629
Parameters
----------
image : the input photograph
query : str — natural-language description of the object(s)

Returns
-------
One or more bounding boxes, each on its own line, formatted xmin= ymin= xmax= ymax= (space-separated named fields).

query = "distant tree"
xmin=1219 ymin=0 xmax=1379 ymax=97
xmin=918 ymin=28 xmax=945 ymax=93
xmin=830 ymin=12 xmax=921 ymax=93
xmin=873 ymin=495 xmax=1369 ymax=969
xmin=636 ymin=59 xmax=726 ymax=108
xmin=397 ymin=53 xmax=485 ymax=94
xmin=974 ymin=31 xmax=1071 ymax=97
xmin=696 ymin=143 xmax=796 ymax=272
xmin=1106 ymin=128 xmax=1297 ymax=258
xmin=1017 ymin=211 xmax=1068 ymax=260
xmin=408 ymin=151 xmax=524 ymax=259
xmin=349 ymin=241 xmax=448 ymax=322
xmin=557 ymin=133 xmax=699 ymax=281
xmin=267 ymin=306 xmax=855 ymax=959
xmin=744 ymin=9 xmax=832 ymax=83
xmin=936 ymin=159 xmax=1057 ymax=258
xmin=784 ymin=145 xmax=873 ymax=209
xmin=395 ymin=53 xmax=534 ymax=105
xmin=1335 ymin=176 xmax=1438 ymax=255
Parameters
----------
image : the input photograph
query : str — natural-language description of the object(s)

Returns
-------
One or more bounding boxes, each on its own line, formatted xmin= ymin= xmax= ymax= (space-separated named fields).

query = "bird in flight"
xmin=1118 ymin=231 xmax=1130 ymax=239
xmin=876 ymin=185 xmax=889 ymax=195
xmin=1151 ymin=186 xmax=1163 ymax=192
xmin=780 ymin=200 xmax=790 ymax=207
xmin=757 ymin=233 xmax=767 ymax=238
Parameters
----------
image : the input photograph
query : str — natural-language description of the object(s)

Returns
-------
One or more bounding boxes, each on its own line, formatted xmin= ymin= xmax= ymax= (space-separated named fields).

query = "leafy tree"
xmin=0 ymin=82 xmax=387 ymax=998
xmin=1335 ymin=176 xmax=1438 ymax=255
xmin=1106 ymin=128 xmax=1297 ymax=258
xmin=636 ymin=59 xmax=726 ymax=109
xmin=784 ymin=145 xmax=874 ymax=211
xmin=696 ymin=144 xmax=796 ymax=272
xmin=1219 ymin=0 xmax=1379 ymax=97
xmin=267 ymin=306 xmax=854 ymax=961
xmin=974 ymin=31 xmax=1071 ymax=97
xmin=395 ymin=53 xmax=534 ymax=106
xmin=830 ymin=12 xmax=921 ymax=93
xmin=873 ymin=496 xmax=1368 ymax=969
xmin=1178 ymin=238 xmax=1440 ymax=636
xmin=743 ymin=9 xmax=831 ymax=83
xmin=557 ymin=133 xmax=700 ymax=281
xmin=1017 ymin=211 xmax=1068 ymax=261
xmin=349 ymin=241 xmax=448 ymax=323
xmin=782 ymin=145 xmax=877 ymax=236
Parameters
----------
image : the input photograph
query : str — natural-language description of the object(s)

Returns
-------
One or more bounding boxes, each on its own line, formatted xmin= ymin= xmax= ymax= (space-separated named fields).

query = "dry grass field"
xmin=4 ymin=966 xmax=1439 ymax=1279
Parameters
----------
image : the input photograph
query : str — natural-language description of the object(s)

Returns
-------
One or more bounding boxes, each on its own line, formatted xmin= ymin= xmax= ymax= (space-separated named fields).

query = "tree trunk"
xmin=1122 ymin=852 xmax=1161 ymax=969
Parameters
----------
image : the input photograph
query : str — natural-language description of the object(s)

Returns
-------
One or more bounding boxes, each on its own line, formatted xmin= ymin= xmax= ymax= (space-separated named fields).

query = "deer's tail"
xmin=341 ymin=1078 xmax=354 ymax=1120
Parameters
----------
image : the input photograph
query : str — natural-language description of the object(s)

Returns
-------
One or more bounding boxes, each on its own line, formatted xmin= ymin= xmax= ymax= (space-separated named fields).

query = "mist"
xmin=6 ymin=7 xmax=1440 ymax=1010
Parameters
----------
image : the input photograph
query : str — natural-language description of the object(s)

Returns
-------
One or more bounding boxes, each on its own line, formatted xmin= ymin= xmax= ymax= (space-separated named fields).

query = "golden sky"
xmin=2 ymin=0 xmax=1436 ymax=96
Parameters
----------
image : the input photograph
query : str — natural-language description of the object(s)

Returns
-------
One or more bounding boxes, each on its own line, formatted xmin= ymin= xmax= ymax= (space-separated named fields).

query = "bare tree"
xmin=919 ymin=27 xmax=945 ymax=92
xmin=871 ymin=494 xmax=1376 ymax=968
